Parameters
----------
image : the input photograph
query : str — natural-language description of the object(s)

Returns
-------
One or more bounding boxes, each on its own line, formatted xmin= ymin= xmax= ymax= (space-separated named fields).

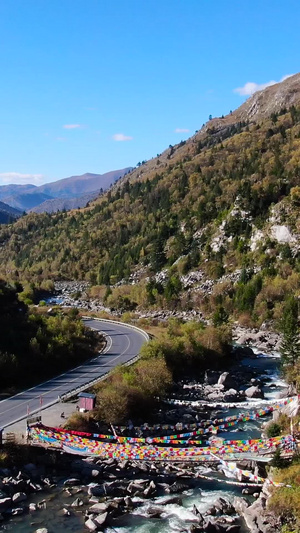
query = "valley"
xmin=0 ymin=73 xmax=299 ymax=533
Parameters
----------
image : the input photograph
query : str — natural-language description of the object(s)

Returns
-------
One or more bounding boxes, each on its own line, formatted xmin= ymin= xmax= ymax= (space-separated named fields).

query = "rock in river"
xmin=245 ymin=385 xmax=264 ymax=399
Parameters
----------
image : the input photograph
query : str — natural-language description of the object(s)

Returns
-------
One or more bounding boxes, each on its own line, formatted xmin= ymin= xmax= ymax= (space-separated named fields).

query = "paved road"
xmin=0 ymin=319 xmax=148 ymax=429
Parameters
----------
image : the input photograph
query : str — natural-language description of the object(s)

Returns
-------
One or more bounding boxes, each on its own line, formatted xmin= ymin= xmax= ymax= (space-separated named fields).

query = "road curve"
xmin=0 ymin=319 xmax=148 ymax=429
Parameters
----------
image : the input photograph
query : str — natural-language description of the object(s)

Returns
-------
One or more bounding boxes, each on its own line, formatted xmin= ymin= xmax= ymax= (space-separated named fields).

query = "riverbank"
xmin=1 ymin=342 xmax=296 ymax=533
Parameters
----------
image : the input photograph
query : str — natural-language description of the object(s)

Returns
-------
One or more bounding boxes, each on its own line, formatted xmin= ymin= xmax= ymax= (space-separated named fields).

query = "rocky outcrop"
xmin=234 ymin=482 xmax=281 ymax=533
xmin=233 ymin=326 xmax=281 ymax=353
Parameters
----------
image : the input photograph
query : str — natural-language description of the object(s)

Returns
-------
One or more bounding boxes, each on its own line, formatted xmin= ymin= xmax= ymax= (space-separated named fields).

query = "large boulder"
xmin=207 ymin=392 xmax=224 ymax=402
xmin=233 ymin=345 xmax=256 ymax=357
xmin=233 ymin=496 xmax=250 ymax=514
xmin=217 ymin=372 xmax=238 ymax=390
xmin=0 ymin=498 xmax=12 ymax=513
xmin=12 ymin=492 xmax=27 ymax=503
xmin=94 ymin=512 xmax=108 ymax=527
xmin=223 ymin=389 xmax=240 ymax=401
xmin=85 ymin=518 xmax=97 ymax=532
xmin=63 ymin=478 xmax=80 ymax=486
xmin=245 ymin=386 xmax=264 ymax=399
xmin=205 ymin=370 xmax=221 ymax=385
xmin=213 ymin=497 xmax=235 ymax=515
xmin=167 ymin=482 xmax=189 ymax=494
xmin=89 ymin=502 xmax=109 ymax=514
xmin=146 ymin=506 xmax=164 ymax=518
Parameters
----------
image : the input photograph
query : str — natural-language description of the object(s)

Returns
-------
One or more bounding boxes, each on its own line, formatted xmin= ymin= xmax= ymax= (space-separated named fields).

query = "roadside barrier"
xmin=82 ymin=316 xmax=150 ymax=342
xmin=60 ymin=318 xmax=149 ymax=401
xmin=1 ymin=319 xmax=148 ymax=429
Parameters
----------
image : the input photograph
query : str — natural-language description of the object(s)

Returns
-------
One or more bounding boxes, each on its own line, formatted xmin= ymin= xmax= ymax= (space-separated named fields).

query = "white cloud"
xmin=63 ymin=124 xmax=82 ymax=129
xmin=112 ymin=133 xmax=133 ymax=141
xmin=175 ymin=128 xmax=190 ymax=133
xmin=0 ymin=172 xmax=44 ymax=185
xmin=234 ymin=74 xmax=294 ymax=96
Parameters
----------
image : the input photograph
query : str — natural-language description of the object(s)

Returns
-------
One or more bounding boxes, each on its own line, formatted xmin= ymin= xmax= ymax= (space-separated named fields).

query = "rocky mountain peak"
xmin=235 ymin=72 xmax=300 ymax=121
xmin=202 ymin=73 xmax=300 ymax=135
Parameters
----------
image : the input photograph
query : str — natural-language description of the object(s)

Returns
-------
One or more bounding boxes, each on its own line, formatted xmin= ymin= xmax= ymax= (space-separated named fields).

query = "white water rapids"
xmin=1 ymin=349 xmax=288 ymax=532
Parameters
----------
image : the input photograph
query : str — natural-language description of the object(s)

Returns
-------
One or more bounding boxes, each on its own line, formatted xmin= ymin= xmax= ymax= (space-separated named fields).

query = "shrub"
xmin=64 ymin=412 xmax=94 ymax=432
xmin=212 ymin=305 xmax=229 ymax=326
xmin=270 ymin=447 xmax=285 ymax=468
xmin=96 ymin=382 xmax=135 ymax=424
xmin=133 ymin=358 xmax=172 ymax=397
xmin=95 ymin=356 xmax=172 ymax=424
xmin=268 ymin=460 xmax=300 ymax=529
xmin=266 ymin=422 xmax=281 ymax=438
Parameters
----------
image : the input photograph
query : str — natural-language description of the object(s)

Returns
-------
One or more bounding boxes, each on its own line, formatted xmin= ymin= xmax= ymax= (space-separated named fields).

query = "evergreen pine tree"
xmin=280 ymin=296 xmax=300 ymax=368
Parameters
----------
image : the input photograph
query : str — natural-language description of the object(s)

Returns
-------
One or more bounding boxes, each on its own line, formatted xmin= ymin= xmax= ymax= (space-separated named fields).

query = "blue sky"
xmin=0 ymin=0 xmax=299 ymax=185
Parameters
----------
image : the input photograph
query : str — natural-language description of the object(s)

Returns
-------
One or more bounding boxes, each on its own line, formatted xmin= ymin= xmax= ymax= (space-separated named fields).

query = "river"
xmin=0 ymin=347 xmax=287 ymax=533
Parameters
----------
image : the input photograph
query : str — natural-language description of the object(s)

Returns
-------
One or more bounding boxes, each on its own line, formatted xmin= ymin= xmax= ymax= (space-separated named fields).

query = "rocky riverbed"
xmin=47 ymin=283 xmax=284 ymax=348
xmin=0 ymin=453 xmax=279 ymax=533
xmin=0 ymin=342 xmax=291 ymax=533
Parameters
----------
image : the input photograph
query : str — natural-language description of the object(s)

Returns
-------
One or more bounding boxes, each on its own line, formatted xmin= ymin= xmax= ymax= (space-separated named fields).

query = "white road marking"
xmin=0 ymin=332 xmax=131 ymax=417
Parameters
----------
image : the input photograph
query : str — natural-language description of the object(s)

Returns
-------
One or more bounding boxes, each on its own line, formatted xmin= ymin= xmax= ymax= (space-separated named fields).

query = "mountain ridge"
xmin=0 ymin=200 xmax=22 ymax=224
xmin=0 ymin=167 xmax=132 ymax=213
xmin=111 ymin=73 xmax=300 ymax=194
xmin=30 ymin=190 xmax=101 ymax=214
xmin=0 ymin=73 xmax=299 ymax=330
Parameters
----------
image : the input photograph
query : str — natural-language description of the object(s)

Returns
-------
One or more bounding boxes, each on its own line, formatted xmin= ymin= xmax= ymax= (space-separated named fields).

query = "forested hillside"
xmin=0 ymin=83 xmax=299 ymax=330
xmin=0 ymin=280 xmax=98 ymax=391
xmin=0 ymin=201 xmax=22 ymax=224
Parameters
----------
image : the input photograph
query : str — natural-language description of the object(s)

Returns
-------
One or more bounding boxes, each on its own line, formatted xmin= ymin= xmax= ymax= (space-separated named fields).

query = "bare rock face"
xmin=237 ymin=73 xmax=300 ymax=122
xmin=243 ymin=498 xmax=280 ymax=533
xmin=233 ymin=496 xmax=250 ymax=514
xmin=201 ymin=73 xmax=300 ymax=142
xmin=234 ymin=482 xmax=281 ymax=533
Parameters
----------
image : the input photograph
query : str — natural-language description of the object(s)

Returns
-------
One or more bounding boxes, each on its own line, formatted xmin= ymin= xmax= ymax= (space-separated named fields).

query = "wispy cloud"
xmin=63 ymin=124 xmax=82 ymax=129
xmin=0 ymin=172 xmax=44 ymax=185
xmin=175 ymin=128 xmax=190 ymax=133
xmin=112 ymin=133 xmax=133 ymax=141
xmin=234 ymin=74 xmax=294 ymax=96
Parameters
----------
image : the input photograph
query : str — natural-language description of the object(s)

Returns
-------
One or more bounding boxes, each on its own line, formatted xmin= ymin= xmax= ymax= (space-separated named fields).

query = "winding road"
xmin=0 ymin=319 xmax=148 ymax=430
